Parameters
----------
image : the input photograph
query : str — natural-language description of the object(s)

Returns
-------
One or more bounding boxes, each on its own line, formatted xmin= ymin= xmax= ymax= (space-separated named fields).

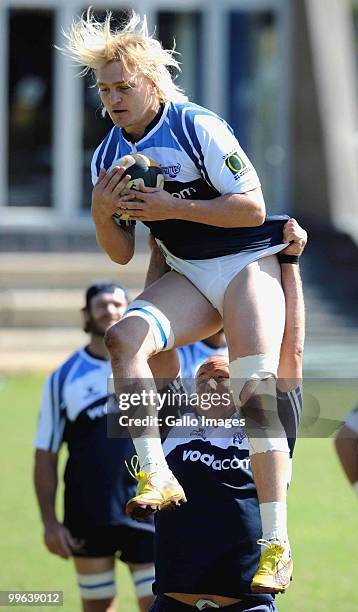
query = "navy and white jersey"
xmin=91 ymin=101 xmax=287 ymax=259
xmin=34 ymin=348 xmax=154 ymax=533
xmin=154 ymin=387 xmax=302 ymax=599
xmin=345 ymin=406 xmax=358 ymax=433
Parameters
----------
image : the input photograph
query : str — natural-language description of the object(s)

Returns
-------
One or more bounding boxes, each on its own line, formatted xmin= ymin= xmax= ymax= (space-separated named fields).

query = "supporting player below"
xmin=146 ymin=249 xmax=304 ymax=610
xmin=33 ymin=282 xmax=155 ymax=612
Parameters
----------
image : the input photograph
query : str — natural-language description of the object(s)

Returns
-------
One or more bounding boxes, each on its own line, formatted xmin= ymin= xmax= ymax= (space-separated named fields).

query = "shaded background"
xmin=1 ymin=0 xmax=358 ymax=375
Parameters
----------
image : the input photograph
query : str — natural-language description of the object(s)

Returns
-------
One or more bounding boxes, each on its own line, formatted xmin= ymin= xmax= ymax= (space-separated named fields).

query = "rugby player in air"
xmin=61 ymin=10 xmax=306 ymax=592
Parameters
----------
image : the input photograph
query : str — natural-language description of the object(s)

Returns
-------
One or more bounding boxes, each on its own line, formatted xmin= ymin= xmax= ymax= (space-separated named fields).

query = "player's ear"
xmin=81 ymin=307 xmax=90 ymax=332
xmin=150 ymin=80 xmax=161 ymax=99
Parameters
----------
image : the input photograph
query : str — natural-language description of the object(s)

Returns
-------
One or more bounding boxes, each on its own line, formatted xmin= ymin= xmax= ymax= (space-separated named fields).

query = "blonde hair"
xmin=61 ymin=8 xmax=188 ymax=102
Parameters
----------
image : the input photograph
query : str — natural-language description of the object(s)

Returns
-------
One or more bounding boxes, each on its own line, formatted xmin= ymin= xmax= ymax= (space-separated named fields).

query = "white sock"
xmin=260 ymin=501 xmax=288 ymax=544
xmin=133 ymin=437 xmax=169 ymax=473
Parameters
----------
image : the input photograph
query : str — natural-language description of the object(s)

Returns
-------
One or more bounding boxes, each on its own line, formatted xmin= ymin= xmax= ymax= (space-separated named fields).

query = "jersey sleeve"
xmin=345 ymin=407 xmax=358 ymax=434
xmin=34 ymin=372 xmax=66 ymax=452
xmin=91 ymin=141 xmax=103 ymax=186
xmin=192 ymin=113 xmax=261 ymax=195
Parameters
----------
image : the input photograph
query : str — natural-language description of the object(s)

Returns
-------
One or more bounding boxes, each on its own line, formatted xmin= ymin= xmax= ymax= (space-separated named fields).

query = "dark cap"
xmin=85 ymin=281 xmax=129 ymax=309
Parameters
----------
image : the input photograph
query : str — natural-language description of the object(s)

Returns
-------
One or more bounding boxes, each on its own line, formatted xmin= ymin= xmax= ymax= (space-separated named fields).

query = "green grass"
xmin=0 ymin=375 xmax=357 ymax=611
xmin=0 ymin=376 xmax=137 ymax=612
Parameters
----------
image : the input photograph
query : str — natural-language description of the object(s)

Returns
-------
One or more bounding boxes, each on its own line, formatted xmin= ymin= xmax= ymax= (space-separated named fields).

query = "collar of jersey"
xmin=121 ymin=102 xmax=168 ymax=145
xmin=82 ymin=346 xmax=109 ymax=364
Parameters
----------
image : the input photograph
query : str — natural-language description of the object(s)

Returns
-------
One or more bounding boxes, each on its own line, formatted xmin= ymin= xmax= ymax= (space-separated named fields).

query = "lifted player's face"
xmin=85 ymin=291 xmax=128 ymax=337
xmin=97 ymin=61 xmax=159 ymax=138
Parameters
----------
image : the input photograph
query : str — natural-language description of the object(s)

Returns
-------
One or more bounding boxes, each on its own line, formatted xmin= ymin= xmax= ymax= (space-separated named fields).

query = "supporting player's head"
xmin=61 ymin=9 xmax=187 ymax=127
xmin=82 ymin=281 xmax=129 ymax=337
xmin=195 ymin=355 xmax=235 ymax=417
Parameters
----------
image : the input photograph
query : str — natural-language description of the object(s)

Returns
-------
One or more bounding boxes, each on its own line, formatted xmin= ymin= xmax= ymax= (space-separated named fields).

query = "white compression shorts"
xmin=156 ymin=239 xmax=286 ymax=315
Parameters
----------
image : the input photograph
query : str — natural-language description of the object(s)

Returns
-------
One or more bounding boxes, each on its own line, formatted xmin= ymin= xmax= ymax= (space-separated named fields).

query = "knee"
xmin=229 ymin=354 xmax=278 ymax=405
xmin=240 ymin=382 xmax=277 ymax=426
xmin=104 ymin=319 xmax=149 ymax=360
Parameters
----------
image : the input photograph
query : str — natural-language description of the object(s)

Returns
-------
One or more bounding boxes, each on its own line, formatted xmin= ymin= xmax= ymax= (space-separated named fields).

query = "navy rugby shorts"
xmin=69 ymin=524 xmax=154 ymax=563
xmin=149 ymin=594 xmax=277 ymax=611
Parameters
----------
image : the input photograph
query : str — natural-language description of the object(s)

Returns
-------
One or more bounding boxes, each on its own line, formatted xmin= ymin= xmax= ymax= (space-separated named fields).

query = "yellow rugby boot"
xmin=125 ymin=456 xmax=187 ymax=521
xmin=251 ymin=539 xmax=293 ymax=594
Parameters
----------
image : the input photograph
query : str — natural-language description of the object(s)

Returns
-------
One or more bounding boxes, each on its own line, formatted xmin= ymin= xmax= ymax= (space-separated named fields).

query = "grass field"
xmin=0 ymin=375 xmax=357 ymax=611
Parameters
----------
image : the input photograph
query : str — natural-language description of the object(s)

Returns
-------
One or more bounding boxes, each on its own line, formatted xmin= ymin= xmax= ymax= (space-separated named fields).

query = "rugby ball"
xmin=109 ymin=153 xmax=164 ymax=223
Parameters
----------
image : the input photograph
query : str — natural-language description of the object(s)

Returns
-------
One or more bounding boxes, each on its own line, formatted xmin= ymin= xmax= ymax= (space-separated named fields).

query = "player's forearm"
xmin=34 ymin=450 xmax=59 ymax=527
xmin=278 ymin=264 xmax=305 ymax=383
xmin=95 ymin=218 xmax=135 ymax=264
xmin=174 ymin=190 xmax=265 ymax=228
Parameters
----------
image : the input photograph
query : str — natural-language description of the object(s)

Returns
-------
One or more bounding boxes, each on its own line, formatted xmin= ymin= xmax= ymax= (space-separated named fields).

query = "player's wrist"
xmin=170 ymin=197 xmax=187 ymax=221
xmin=277 ymin=253 xmax=300 ymax=264
xmin=42 ymin=515 xmax=60 ymax=529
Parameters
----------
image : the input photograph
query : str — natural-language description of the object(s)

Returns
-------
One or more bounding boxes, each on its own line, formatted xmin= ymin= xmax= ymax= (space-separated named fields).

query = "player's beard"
xmin=85 ymin=316 xmax=115 ymax=338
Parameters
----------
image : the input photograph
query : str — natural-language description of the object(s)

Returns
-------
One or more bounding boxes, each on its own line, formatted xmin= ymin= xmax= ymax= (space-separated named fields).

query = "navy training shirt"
xmin=153 ymin=388 xmax=302 ymax=598
xmin=34 ymin=348 xmax=154 ymax=533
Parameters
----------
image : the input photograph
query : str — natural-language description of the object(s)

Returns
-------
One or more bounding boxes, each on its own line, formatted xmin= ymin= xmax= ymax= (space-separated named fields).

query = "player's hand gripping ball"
xmin=109 ymin=153 xmax=164 ymax=224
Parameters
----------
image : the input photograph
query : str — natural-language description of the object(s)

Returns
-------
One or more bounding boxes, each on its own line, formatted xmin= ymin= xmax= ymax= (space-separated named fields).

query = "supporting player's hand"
xmin=282 ymin=218 xmax=307 ymax=256
xmin=44 ymin=521 xmax=77 ymax=560
xmin=91 ymin=167 xmax=132 ymax=226
xmin=116 ymin=185 xmax=180 ymax=221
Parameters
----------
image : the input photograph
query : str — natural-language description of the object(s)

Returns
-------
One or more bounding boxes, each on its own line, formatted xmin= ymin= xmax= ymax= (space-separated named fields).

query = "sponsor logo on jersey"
xmin=161 ymin=163 xmax=181 ymax=178
xmin=224 ymin=151 xmax=250 ymax=180
xmin=183 ymin=448 xmax=250 ymax=471
xmin=171 ymin=186 xmax=197 ymax=199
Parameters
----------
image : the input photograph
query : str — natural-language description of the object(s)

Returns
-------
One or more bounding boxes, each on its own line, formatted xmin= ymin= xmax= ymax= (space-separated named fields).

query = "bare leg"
xmin=128 ymin=563 xmax=155 ymax=612
xmin=223 ymin=256 xmax=289 ymax=535
xmin=105 ymin=271 xmax=221 ymax=516
xmin=73 ymin=557 xmax=116 ymax=612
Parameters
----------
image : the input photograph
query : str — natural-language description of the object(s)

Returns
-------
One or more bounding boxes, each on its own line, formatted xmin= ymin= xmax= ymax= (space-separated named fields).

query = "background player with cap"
xmin=34 ymin=282 xmax=155 ymax=612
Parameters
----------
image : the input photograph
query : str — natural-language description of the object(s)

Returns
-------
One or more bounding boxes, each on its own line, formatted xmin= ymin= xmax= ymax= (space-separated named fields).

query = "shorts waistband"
xmin=159 ymin=594 xmax=242 ymax=610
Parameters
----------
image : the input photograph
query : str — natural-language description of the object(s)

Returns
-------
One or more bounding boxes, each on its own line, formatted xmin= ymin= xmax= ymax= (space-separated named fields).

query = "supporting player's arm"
xmin=277 ymin=219 xmax=306 ymax=389
xmin=34 ymin=450 xmax=75 ymax=559
xmin=92 ymin=167 xmax=135 ymax=264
